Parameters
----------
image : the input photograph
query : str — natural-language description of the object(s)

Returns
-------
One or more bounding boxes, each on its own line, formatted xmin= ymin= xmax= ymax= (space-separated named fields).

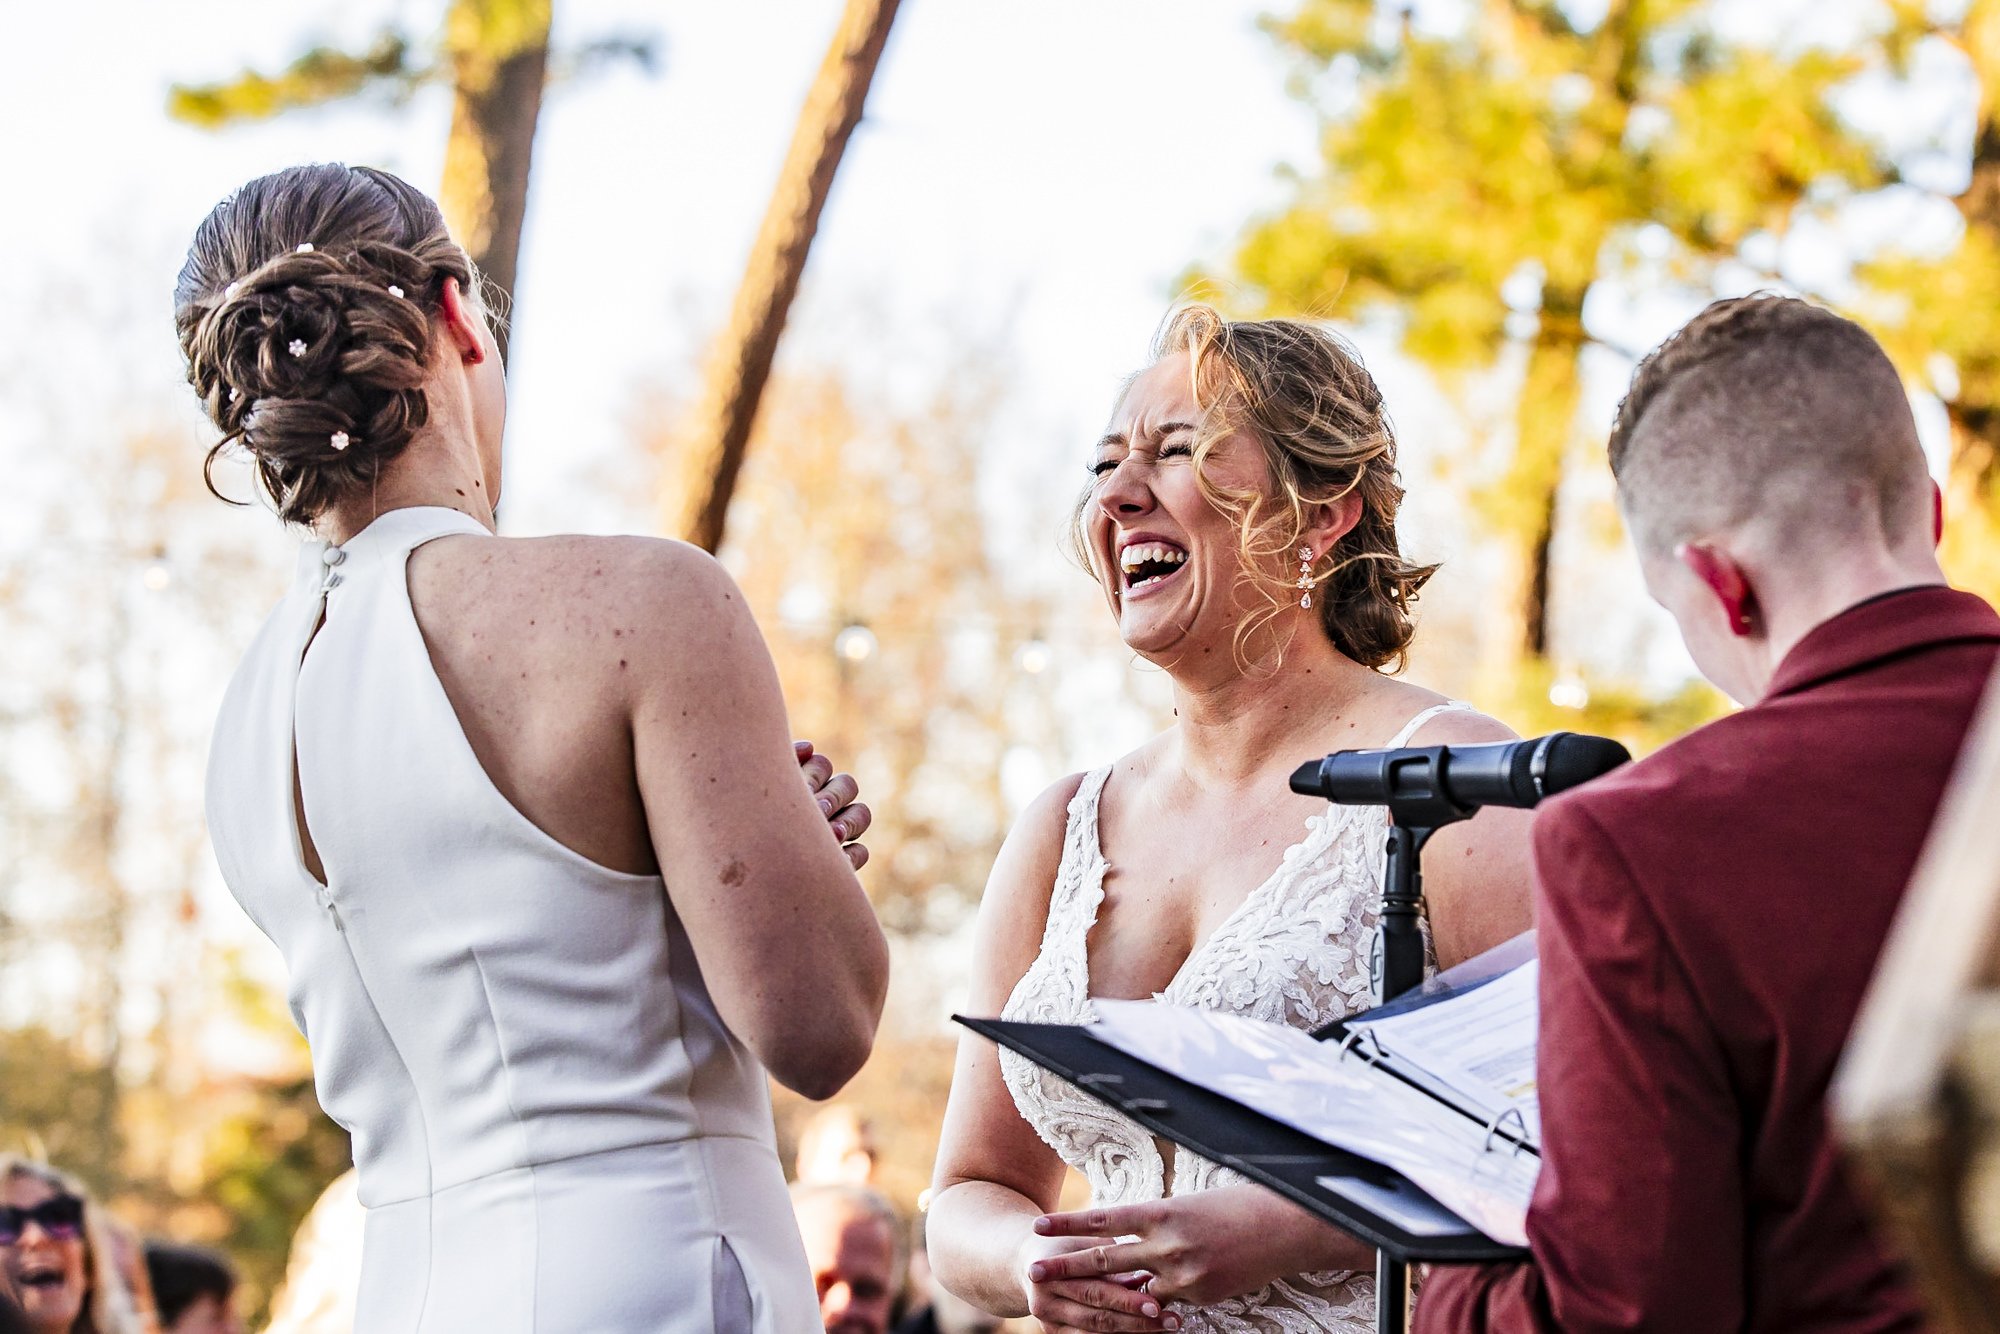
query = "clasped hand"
xmin=1021 ymin=1184 xmax=1348 ymax=1330
xmin=796 ymin=740 xmax=871 ymax=870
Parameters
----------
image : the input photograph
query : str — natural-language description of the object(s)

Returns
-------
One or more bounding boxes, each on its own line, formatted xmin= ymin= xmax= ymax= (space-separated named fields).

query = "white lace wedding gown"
xmin=999 ymin=704 xmax=1463 ymax=1332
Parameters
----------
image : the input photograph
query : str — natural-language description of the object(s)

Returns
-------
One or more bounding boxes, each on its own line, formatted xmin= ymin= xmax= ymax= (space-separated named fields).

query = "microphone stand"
xmin=1307 ymin=747 xmax=1478 ymax=1334
xmin=1292 ymin=731 xmax=1625 ymax=1331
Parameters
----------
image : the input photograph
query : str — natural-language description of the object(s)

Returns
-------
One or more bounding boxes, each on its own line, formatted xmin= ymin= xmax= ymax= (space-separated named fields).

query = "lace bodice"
xmin=998 ymin=704 xmax=1463 ymax=1331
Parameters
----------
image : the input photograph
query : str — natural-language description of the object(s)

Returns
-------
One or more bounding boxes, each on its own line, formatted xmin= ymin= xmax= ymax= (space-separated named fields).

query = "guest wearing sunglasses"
xmin=0 ymin=1157 xmax=141 ymax=1334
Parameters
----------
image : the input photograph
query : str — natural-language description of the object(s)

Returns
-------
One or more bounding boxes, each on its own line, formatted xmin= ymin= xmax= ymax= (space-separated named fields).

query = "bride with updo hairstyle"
xmin=928 ymin=308 xmax=1537 ymax=1333
xmin=176 ymin=163 xmax=888 ymax=1331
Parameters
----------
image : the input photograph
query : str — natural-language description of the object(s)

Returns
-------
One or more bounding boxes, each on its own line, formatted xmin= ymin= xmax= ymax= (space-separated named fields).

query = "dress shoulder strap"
xmin=1383 ymin=700 xmax=1474 ymax=749
xmin=1048 ymin=766 xmax=1114 ymax=916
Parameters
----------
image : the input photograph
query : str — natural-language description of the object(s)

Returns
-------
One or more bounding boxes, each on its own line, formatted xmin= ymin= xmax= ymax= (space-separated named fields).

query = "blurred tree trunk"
xmin=1511 ymin=288 xmax=1588 ymax=660
xmin=1913 ymin=0 xmax=2000 ymax=594
xmin=1950 ymin=3 xmax=2000 ymax=480
xmin=439 ymin=0 xmax=553 ymax=368
xmin=167 ymin=0 xmax=567 ymax=369
xmin=667 ymin=0 xmax=902 ymax=553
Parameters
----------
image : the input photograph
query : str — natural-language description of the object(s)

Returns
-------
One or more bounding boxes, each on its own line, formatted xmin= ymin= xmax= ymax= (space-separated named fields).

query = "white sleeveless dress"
xmin=998 ymin=704 xmax=1465 ymax=1333
xmin=205 ymin=507 xmax=819 ymax=1333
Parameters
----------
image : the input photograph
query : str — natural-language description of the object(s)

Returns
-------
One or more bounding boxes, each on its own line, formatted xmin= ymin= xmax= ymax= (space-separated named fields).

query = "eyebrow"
xmin=1094 ymin=420 xmax=1199 ymax=453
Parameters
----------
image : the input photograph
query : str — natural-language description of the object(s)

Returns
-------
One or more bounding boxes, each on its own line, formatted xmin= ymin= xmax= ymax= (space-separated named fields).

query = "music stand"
xmin=1292 ymin=745 xmax=1480 ymax=1334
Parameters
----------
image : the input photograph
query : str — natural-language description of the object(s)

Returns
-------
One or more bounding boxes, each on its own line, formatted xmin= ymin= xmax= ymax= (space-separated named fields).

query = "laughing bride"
xmin=927 ymin=308 xmax=1535 ymax=1333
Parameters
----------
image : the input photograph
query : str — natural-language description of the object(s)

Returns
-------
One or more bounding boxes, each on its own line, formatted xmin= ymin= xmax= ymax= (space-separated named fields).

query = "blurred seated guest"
xmin=0 ymin=1155 xmax=141 ymax=1334
xmin=895 ymin=1214 xmax=1000 ymax=1334
xmin=793 ymin=1183 xmax=901 ymax=1334
xmin=1417 ymin=297 xmax=1995 ymax=1331
xmin=794 ymin=1106 xmax=881 ymax=1188
xmin=259 ymin=1170 xmax=358 ymax=1334
xmin=141 ymin=1245 xmax=241 ymax=1334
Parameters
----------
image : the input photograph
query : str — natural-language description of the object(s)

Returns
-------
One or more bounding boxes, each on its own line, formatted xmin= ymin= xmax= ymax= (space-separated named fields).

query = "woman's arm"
xmin=927 ymin=776 xmax=1173 ymax=1332
xmin=1403 ymin=709 xmax=1538 ymax=970
xmin=623 ymin=541 xmax=889 ymax=1100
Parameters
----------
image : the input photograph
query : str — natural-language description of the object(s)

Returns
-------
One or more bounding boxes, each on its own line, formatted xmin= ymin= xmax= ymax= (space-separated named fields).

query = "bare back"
xmin=284 ymin=516 xmax=886 ymax=1102
xmin=404 ymin=533 xmax=662 ymax=876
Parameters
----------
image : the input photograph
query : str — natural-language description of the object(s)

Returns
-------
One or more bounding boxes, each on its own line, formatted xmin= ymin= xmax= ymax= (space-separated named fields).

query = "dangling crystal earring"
xmin=1297 ymin=545 xmax=1314 ymax=609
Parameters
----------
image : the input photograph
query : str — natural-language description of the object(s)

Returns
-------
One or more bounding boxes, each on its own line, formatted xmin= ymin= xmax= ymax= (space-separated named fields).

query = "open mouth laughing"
xmin=15 ymin=1262 xmax=66 ymax=1293
xmin=1117 ymin=539 xmax=1188 ymax=596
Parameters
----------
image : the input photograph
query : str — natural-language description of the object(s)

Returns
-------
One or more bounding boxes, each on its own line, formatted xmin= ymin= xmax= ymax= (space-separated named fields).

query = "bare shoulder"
xmin=446 ymin=534 xmax=751 ymax=656
xmin=1339 ymin=676 xmax=1520 ymax=748
xmin=1408 ymin=705 xmax=1520 ymax=746
xmin=492 ymin=533 xmax=737 ymax=614
xmin=972 ymin=772 xmax=1090 ymax=979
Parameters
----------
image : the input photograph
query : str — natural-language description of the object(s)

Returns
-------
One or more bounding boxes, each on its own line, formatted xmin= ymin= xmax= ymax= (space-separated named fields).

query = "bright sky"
xmin=0 ymin=0 xmax=1343 ymax=1037
xmin=5 ymin=0 xmax=1324 ymax=537
xmin=4 ymin=0 xmax=1985 ymax=1050
xmin=8 ymin=0 xmax=1983 ymax=731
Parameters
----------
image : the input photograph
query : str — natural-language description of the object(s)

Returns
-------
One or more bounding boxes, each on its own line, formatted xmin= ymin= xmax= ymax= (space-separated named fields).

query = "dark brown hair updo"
xmin=174 ymin=164 xmax=476 ymax=525
xmin=1084 ymin=306 xmax=1436 ymax=672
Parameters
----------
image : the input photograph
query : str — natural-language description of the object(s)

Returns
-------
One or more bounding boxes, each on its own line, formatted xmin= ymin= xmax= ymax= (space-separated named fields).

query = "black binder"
xmin=956 ymin=1014 xmax=1531 ymax=1265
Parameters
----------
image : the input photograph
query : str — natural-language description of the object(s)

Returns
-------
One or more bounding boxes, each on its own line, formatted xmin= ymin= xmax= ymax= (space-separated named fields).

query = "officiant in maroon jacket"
xmin=1416 ymin=296 xmax=1999 ymax=1333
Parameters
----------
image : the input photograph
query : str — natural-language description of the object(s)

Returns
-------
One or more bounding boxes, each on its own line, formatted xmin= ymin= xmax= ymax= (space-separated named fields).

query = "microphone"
xmin=1289 ymin=732 xmax=1631 ymax=815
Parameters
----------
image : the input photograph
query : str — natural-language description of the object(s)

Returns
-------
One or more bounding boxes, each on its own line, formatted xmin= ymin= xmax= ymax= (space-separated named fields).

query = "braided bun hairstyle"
xmin=174 ymin=164 xmax=476 ymax=525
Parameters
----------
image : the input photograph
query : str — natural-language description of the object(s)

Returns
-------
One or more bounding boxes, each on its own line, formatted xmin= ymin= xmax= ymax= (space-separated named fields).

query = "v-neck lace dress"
xmin=998 ymin=703 xmax=1464 ymax=1332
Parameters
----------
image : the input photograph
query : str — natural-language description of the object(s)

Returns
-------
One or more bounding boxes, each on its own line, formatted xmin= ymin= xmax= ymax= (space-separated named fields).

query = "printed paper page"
xmin=1348 ymin=960 xmax=1541 ymax=1142
xmin=1089 ymin=999 xmax=1537 ymax=1246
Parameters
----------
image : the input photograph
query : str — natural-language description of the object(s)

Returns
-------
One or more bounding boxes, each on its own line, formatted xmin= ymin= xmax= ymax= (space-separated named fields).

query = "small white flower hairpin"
xmin=296 ymin=243 xmax=315 ymax=254
xmin=387 ymin=285 xmax=405 ymax=300
xmin=330 ymin=431 xmax=351 ymax=452
xmin=228 ymin=388 xmax=241 ymax=404
xmin=224 ymin=282 xmax=240 ymax=299
xmin=288 ymin=338 xmax=308 ymax=358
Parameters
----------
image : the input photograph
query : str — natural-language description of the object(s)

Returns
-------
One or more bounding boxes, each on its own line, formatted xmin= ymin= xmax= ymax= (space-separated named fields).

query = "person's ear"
xmin=1304 ymin=491 xmax=1365 ymax=557
xmin=1677 ymin=541 xmax=1760 ymax=638
xmin=437 ymin=277 xmax=486 ymax=366
xmin=1932 ymin=477 xmax=1945 ymax=548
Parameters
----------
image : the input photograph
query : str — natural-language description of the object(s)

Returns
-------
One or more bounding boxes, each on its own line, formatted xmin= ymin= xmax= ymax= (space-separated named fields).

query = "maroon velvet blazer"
xmin=1416 ymin=586 xmax=2000 ymax=1333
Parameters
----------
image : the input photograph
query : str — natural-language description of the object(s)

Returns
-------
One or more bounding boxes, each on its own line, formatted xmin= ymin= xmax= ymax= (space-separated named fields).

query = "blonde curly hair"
xmin=1077 ymin=306 xmax=1436 ymax=672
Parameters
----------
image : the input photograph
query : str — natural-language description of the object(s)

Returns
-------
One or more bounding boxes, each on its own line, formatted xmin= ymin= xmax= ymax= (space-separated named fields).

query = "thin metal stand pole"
xmin=1376 ymin=1252 xmax=1410 ymax=1334
xmin=1374 ymin=822 xmax=1431 ymax=1334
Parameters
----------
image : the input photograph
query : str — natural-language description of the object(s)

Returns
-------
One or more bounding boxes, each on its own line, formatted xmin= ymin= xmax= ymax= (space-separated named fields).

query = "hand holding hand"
xmin=795 ymin=740 xmax=871 ymax=871
xmin=1033 ymin=1185 xmax=1367 ymax=1309
xmin=1018 ymin=1231 xmax=1177 ymax=1333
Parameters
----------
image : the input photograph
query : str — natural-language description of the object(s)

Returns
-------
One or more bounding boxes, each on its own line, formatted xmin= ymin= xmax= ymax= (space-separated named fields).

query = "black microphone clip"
xmin=1290 ymin=731 xmax=1631 ymax=830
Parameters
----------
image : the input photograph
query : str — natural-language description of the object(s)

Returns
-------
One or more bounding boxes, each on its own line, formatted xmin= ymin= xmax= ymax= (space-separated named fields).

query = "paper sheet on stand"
xmin=1347 ymin=961 xmax=1541 ymax=1142
xmin=1090 ymin=999 xmax=1539 ymax=1247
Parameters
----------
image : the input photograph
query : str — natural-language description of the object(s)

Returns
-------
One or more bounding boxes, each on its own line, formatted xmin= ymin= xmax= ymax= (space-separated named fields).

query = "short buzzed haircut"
xmin=1608 ymin=294 xmax=1929 ymax=553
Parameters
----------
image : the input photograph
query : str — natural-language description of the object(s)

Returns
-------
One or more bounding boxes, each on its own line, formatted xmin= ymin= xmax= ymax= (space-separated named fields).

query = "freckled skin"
xmin=383 ymin=532 xmax=886 ymax=1096
xmin=285 ymin=272 xmax=886 ymax=1098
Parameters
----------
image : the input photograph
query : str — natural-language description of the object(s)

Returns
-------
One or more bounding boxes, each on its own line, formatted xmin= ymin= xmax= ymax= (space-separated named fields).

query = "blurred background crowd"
xmin=11 ymin=0 xmax=2000 ymax=1329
